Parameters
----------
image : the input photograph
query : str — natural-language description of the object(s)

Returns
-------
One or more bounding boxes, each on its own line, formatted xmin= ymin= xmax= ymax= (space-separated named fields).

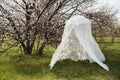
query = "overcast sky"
xmin=98 ymin=0 xmax=120 ymax=9
xmin=108 ymin=0 xmax=120 ymax=9
xmin=98 ymin=0 xmax=120 ymax=20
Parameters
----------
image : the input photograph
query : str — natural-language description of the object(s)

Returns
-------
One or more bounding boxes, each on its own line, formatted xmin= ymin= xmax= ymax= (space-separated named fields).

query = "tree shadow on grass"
xmin=51 ymin=51 xmax=120 ymax=80
xmin=50 ymin=59 xmax=120 ymax=80
xmin=8 ymin=50 xmax=120 ymax=80
xmin=51 ymin=60 xmax=108 ymax=80
xmin=107 ymin=60 xmax=120 ymax=79
xmin=9 ymin=54 xmax=51 ymax=76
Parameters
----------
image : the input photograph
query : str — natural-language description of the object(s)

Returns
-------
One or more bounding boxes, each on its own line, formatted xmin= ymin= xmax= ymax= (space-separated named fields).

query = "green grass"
xmin=96 ymin=37 xmax=120 ymax=43
xmin=0 ymin=44 xmax=120 ymax=80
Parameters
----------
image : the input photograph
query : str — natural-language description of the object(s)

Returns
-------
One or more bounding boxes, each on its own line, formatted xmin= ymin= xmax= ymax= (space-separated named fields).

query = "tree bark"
xmin=23 ymin=40 xmax=33 ymax=54
xmin=37 ymin=32 xmax=48 ymax=55
xmin=23 ymin=46 xmax=32 ymax=54
xmin=37 ymin=39 xmax=47 ymax=55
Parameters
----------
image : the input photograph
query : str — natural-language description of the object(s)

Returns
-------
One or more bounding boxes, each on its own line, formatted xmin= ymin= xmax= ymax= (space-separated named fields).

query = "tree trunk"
xmin=37 ymin=40 xmax=47 ymax=55
xmin=37 ymin=32 xmax=48 ymax=55
xmin=23 ymin=40 xmax=32 ymax=54
xmin=23 ymin=46 xmax=32 ymax=54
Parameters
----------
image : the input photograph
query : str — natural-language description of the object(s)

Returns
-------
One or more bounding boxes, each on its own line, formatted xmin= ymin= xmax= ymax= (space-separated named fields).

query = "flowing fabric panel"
xmin=50 ymin=15 xmax=109 ymax=71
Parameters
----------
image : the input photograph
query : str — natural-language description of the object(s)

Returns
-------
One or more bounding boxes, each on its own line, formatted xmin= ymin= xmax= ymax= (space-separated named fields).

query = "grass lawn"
xmin=0 ymin=44 xmax=120 ymax=80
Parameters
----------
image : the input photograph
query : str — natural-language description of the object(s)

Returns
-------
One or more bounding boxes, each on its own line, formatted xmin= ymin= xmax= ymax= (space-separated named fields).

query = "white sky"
xmin=108 ymin=0 xmax=120 ymax=9
xmin=97 ymin=0 xmax=120 ymax=9
xmin=97 ymin=0 xmax=120 ymax=20
xmin=108 ymin=0 xmax=120 ymax=20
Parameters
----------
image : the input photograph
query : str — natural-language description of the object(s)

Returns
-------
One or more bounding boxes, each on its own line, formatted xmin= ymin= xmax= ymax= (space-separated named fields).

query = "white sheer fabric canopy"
xmin=49 ymin=15 xmax=109 ymax=71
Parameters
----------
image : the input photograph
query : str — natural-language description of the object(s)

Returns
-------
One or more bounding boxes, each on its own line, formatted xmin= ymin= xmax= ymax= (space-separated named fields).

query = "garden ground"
xmin=0 ymin=43 xmax=120 ymax=80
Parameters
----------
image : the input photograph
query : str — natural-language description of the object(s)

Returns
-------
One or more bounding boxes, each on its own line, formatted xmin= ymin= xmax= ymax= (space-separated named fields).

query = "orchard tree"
xmin=0 ymin=0 xmax=96 ymax=55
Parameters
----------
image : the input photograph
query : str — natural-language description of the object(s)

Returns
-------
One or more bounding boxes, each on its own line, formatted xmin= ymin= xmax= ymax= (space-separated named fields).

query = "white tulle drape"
xmin=49 ymin=15 xmax=109 ymax=71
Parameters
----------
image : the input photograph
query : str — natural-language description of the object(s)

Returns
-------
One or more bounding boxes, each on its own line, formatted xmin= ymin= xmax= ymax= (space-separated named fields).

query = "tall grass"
xmin=0 ymin=43 xmax=120 ymax=80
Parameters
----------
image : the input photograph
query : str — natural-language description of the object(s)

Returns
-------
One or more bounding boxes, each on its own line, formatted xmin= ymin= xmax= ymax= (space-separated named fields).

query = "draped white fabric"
xmin=49 ymin=15 xmax=109 ymax=71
